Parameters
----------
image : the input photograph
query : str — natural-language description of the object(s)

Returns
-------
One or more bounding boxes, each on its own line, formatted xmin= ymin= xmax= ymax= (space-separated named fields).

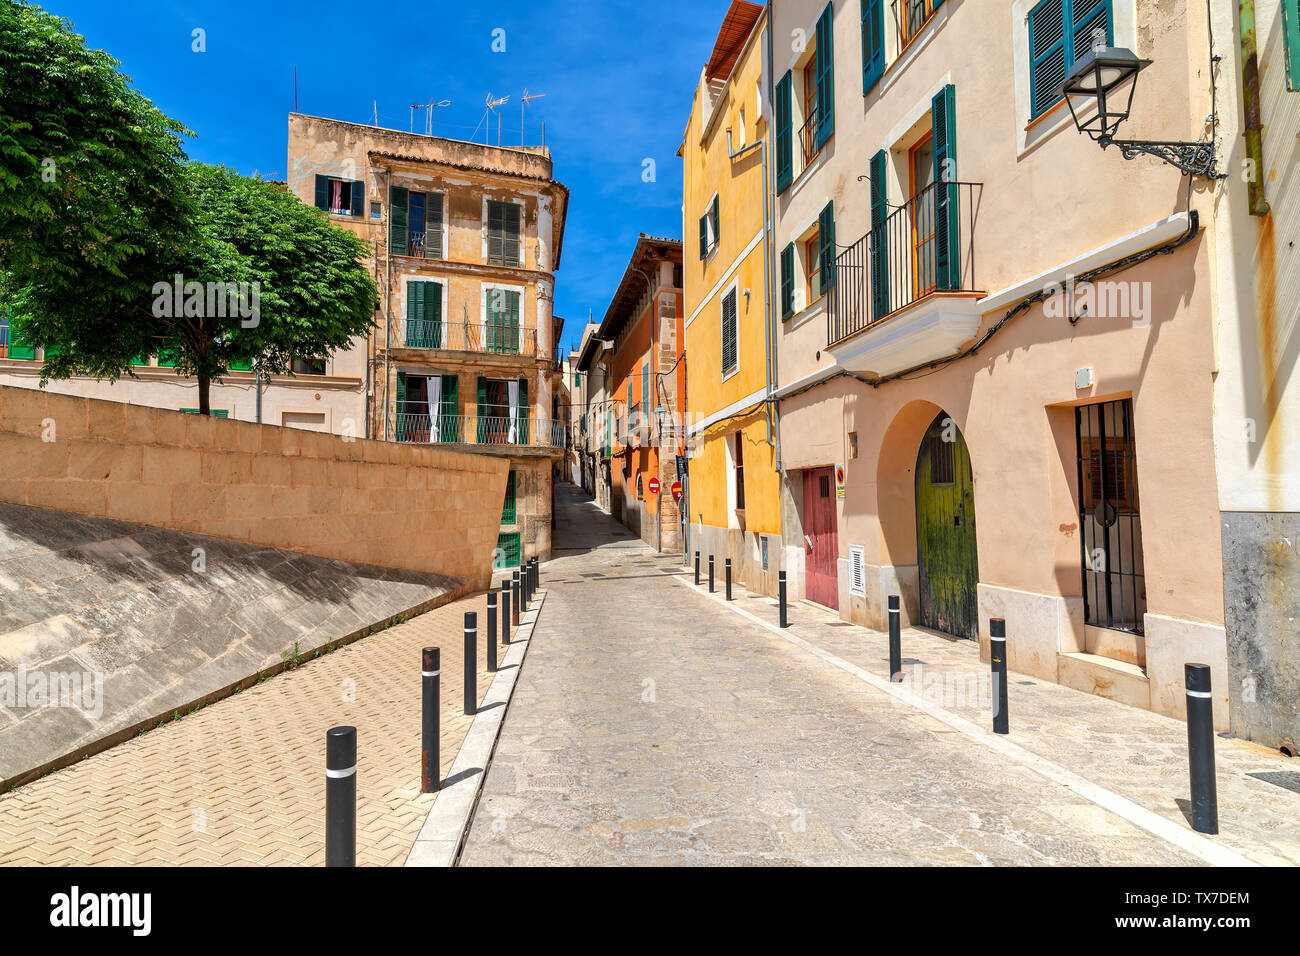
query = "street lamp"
xmin=1059 ymin=41 xmax=1219 ymax=178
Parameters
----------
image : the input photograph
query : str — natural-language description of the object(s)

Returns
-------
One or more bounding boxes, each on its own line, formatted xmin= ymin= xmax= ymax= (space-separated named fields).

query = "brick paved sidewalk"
xmin=697 ymin=574 xmax=1300 ymax=867
xmin=0 ymin=584 xmax=510 ymax=866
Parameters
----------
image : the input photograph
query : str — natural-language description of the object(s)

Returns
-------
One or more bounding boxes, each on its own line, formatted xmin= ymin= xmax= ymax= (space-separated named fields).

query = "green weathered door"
xmin=914 ymin=412 xmax=978 ymax=640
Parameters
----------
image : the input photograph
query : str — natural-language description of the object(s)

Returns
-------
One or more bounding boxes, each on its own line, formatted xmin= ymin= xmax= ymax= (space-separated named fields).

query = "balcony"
xmin=402 ymin=233 xmax=442 ymax=260
xmin=826 ymin=181 xmax=983 ymax=377
xmin=397 ymin=320 xmax=540 ymax=359
xmin=394 ymin=411 xmax=565 ymax=451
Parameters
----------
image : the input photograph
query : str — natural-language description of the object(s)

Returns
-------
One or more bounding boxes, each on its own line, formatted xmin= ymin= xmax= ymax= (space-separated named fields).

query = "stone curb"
xmin=404 ymin=586 xmax=547 ymax=867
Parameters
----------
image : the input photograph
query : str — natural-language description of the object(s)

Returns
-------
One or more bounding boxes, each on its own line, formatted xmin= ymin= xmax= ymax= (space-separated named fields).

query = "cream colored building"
xmin=287 ymin=114 xmax=569 ymax=566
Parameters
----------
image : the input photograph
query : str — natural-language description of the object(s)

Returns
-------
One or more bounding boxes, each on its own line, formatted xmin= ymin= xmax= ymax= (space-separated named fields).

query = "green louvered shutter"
xmin=477 ymin=376 xmax=489 ymax=443
xmin=350 ymin=179 xmax=365 ymax=217
xmin=1071 ymin=0 xmax=1113 ymax=67
xmin=314 ymin=175 xmax=328 ymax=211
xmin=710 ymin=197 xmax=720 ymax=250
xmin=507 ymin=290 xmax=521 ymax=353
xmin=407 ymin=283 xmax=425 ymax=346
xmin=487 ymin=201 xmax=504 ymax=264
xmin=503 ymin=203 xmax=521 ymax=266
xmin=8 ymin=330 xmax=36 ymax=361
xmin=861 ymin=0 xmax=885 ymax=92
xmin=426 ymin=194 xmax=444 ymax=258
xmin=441 ymin=374 xmax=458 ymax=442
xmin=932 ymin=84 xmax=960 ymax=291
xmin=818 ymin=202 xmax=836 ymax=293
xmin=501 ymin=470 xmax=517 ymax=524
xmin=395 ymin=370 xmax=408 ymax=441
xmin=869 ymin=149 xmax=890 ymax=320
xmin=815 ymin=3 xmax=835 ymax=148
xmin=428 ymin=281 xmax=443 ymax=348
xmin=780 ymin=244 xmax=795 ymax=319
xmin=518 ymin=378 xmax=529 ymax=444
xmin=721 ymin=289 xmax=738 ymax=376
xmin=1286 ymin=0 xmax=1300 ymax=91
xmin=389 ymin=185 xmax=408 ymax=255
xmin=699 ymin=213 xmax=709 ymax=260
xmin=1028 ymin=0 xmax=1067 ymax=119
xmin=775 ymin=71 xmax=793 ymax=193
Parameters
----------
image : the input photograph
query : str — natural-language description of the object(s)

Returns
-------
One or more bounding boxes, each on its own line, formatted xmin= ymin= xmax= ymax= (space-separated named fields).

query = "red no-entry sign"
xmin=671 ymin=480 xmax=683 ymax=500
xmin=648 ymin=476 xmax=661 ymax=495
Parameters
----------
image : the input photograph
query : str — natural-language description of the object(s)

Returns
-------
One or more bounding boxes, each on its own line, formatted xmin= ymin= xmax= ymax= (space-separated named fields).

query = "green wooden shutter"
xmin=815 ymin=3 xmax=835 ymax=148
xmin=395 ymin=370 xmax=408 ymax=441
xmin=314 ymin=175 xmax=328 ymax=210
xmin=710 ymin=197 xmax=720 ymax=251
xmin=508 ymin=291 xmax=521 ymax=353
xmin=869 ymin=149 xmax=890 ymax=320
xmin=487 ymin=201 xmax=504 ymax=264
xmin=932 ymin=84 xmax=960 ymax=291
xmin=721 ymin=290 xmax=738 ymax=375
xmin=1070 ymin=0 xmax=1113 ymax=66
xmin=518 ymin=377 xmax=529 ymax=444
xmin=389 ymin=185 xmax=408 ymax=255
xmin=429 ymin=281 xmax=443 ymax=348
xmin=861 ymin=0 xmax=885 ymax=93
xmin=503 ymin=203 xmax=521 ymax=266
xmin=699 ymin=214 xmax=709 ymax=260
xmin=775 ymin=71 xmax=793 ymax=192
xmin=350 ymin=179 xmax=365 ymax=217
xmin=427 ymin=194 xmax=444 ymax=258
xmin=501 ymin=470 xmax=517 ymax=524
xmin=476 ymin=376 xmax=488 ymax=443
xmin=407 ymin=282 xmax=425 ymax=347
xmin=818 ymin=201 xmax=836 ymax=293
xmin=780 ymin=244 xmax=795 ymax=319
xmin=7 ymin=330 xmax=36 ymax=361
xmin=1028 ymin=0 xmax=1068 ymax=118
xmin=441 ymin=374 xmax=458 ymax=442
xmin=1286 ymin=0 xmax=1300 ymax=91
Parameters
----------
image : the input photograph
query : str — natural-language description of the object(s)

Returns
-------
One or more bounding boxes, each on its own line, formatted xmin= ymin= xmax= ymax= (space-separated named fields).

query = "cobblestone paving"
xmin=0 ymin=586 xmax=507 ymax=866
xmin=460 ymin=485 xmax=1252 ymax=866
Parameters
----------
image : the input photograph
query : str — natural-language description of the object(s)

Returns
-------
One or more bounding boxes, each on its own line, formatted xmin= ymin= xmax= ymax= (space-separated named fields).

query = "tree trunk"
xmin=197 ymin=369 xmax=211 ymax=415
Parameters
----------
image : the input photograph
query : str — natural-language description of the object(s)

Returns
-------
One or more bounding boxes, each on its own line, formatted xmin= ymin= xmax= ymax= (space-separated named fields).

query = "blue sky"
xmin=46 ymin=0 xmax=734 ymax=355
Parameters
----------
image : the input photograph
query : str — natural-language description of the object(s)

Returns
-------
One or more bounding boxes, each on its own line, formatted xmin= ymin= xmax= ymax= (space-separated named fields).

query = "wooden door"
xmin=803 ymin=466 xmax=840 ymax=610
xmin=915 ymin=414 xmax=978 ymax=639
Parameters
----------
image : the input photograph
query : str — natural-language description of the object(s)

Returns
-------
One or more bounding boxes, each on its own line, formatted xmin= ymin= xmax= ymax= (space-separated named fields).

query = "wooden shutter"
xmin=503 ymin=203 xmax=521 ymax=266
xmin=815 ymin=3 xmax=835 ymax=148
xmin=389 ymin=185 xmax=408 ymax=255
xmin=518 ymin=377 xmax=529 ymax=444
xmin=476 ymin=376 xmax=488 ymax=443
xmin=441 ymin=373 xmax=458 ymax=442
xmin=721 ymin=290 xmax=738 ymax=375
xmin=407 ymin=282 xmax=425 ymax=347
xmin=699 ymin=214 xmax=709 ymax=260
xmin=502 ymin=470 xmax=517 ymax=524
xmin=931 ymin=84 xmax=960 ymax=290
xmin=314 ymin=175 xmax=328 ymax=211
xmin=861 ymin=0 xmax=885 ymax=93
xmin=1071 ymin=0 xmax=1113 ymax=66
xmin=780 ymin=243 xmax=795 ymax=319
xmin=1028 ymin=0 xmax=1068 ymax=118
xmin=395 ymin=370 xmax=408 ymax=441
xmin=426 ymin=194 xmax=444 ymax=258
xmin=869 ymin=149 xmax=890 ymax=320
xmin=818 ymin=201 xmax=836 ymax=291
xmin=1286 ymin=0 xmax=1300 ymax=91
xmin=775 ymin=71 xmax=793 ymax=192
xmin=350 ymin=179 xmax=365 ymax=217
xmin=710 ymin=196 xmax=720 ymax=250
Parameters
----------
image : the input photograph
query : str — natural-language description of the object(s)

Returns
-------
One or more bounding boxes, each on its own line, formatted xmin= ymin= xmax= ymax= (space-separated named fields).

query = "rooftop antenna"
xmin=521 ymin=88 xmax=547 ymax=145
xmin=425 ymin=98 xmax=451 ymax=136
xmin=484 ymin=93 xmax=510 ymax=146
xmin=373 ymin=100 xmax=378 ymax=127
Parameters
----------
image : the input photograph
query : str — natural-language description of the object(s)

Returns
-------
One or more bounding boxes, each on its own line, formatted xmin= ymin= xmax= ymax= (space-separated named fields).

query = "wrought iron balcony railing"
xmin=827 ymin=180 xmax=981 ymax=346
xmin=398 ymin=319 xmax=539 ymax=357
xmin=394 ymin=411 xmax=565 ymax=449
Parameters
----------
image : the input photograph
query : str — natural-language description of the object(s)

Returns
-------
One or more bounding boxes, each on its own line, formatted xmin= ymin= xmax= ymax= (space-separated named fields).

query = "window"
xmin=1029 ymin=0 xmax=1113 ymax=119
xmin=314 ymin=175 xmax=365 ymax=217
xmin=407 ymin=281 xmax=445 ymax=348
xmin=761 ymin=535 xmax=769 ymax=571
xmin=486 ymin=200 xmax=522 ymax=267
xmin=495 ymin=532 xmax=521 ymax=569
xmin=805 ymin=229 xmax=822 ymax=303
xmin=802 ymin=53 xmax=820 ymax=162
xmin=861 ymin=0 xmax=885 ymax=92
xmin=484 ymin=288 xmax=522 ymax=353
xmin=475 ymin=375 xmax=527 ymax=444
xmin=901 ymin=0 xmax=940 ymax=46
xmin=733 ymin=434 xmax=746 ymax=511
xmin=637 ymin=473 xmax=644 ymax=499
xmin=720 ymin=286 xmax=738 ymax=377
xmin=501 ymin=470 xmax=517 ymax=524
xmin=698 ymin=195 xmax=720 ymax=260
xmin=180 ymin=408 xmax=230 ymax=418
xmin=390 ymin=187 xmax=444 ymax=258
xmin=780 ymin=244 xmax=795 ymax=320
xmin=775 ymin=71 xmax=793 ymax=193
xmin=291 ymin=357 xmax=327 ymax=375
xmin=370 ymin=201 xmax=382 ymax=220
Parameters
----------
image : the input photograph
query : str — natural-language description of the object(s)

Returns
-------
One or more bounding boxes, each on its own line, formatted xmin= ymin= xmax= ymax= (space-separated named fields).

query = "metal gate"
xmin=914 ymin=413 xmax=979 ymax=639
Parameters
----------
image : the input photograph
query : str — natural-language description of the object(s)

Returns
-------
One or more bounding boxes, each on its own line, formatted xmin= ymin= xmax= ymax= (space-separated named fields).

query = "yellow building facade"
xmin=681 ymin=1 xmax=781 ymax=595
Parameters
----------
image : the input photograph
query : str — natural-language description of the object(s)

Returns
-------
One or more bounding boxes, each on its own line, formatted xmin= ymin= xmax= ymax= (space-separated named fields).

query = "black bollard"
xmin=534 ymin=556 xmax=541 ymax=589
xmin=725 ymin=558 xmax=732 ymax=601
xmin=708 ymin=555 xmax=715 ymax=593
xmin=486 ymin=592 xmax=498 ymax=672
xmin=512 ymin=572 xmax=521 ymax=627
xmin=779 ymin=570 xmax=788 ymax=628
xmin=1185 ymin=663 xmax=1219 ymax=834
xmin=888 ymin=595 xmax=902 ymax=682
xmin=501 ymin=580 xmax=511 ymax=645
xmin=464 ymin=611 xmax=477 ymax=716
xmin=694 ymin=551 xmax=700 ymax=586
xmin=326 ymin=726 xmax=357 ymax=867
xmin=990 ymin=618 xmax=1009 ymax=735
xmin=529 ymin=558 xmax=537 ymax=603
xmin=421 ymin=649 xmax=440 ymax=793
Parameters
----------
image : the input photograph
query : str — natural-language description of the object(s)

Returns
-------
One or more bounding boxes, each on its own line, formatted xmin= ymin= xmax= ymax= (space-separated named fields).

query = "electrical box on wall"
xmin=1075 ymin=367 xmax=1094 ymax=390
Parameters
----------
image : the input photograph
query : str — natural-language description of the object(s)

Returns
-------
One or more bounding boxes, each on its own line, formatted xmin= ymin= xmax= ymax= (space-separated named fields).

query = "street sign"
xmin=671 ymin=480 xmax=683 ymax=500
xmin=648 ymin=476 xmax=661 ymax=495
xmin=675 ymin=455 xmax=688 ymax=480
xmin=835 ymin=464 xmax=846 ymax=499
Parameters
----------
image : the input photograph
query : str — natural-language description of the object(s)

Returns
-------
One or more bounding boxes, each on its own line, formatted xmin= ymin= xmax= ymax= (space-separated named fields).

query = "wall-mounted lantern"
xmin=1060 ymin=43 xmax=1220 ymax=178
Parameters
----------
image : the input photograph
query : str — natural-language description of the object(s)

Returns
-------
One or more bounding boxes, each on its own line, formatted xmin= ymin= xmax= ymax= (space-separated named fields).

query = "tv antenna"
xmin=410 ymin=98 xmax=452 ymax=136
xmin=484 ymin=93 xmax=510 ymax=145
xmin=521 ymin=89 xmax=547 ymax=145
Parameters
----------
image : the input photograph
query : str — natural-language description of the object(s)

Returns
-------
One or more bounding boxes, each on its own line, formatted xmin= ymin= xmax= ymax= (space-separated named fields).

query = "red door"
xmin=803 ymin=466 xmax=840 ymax=610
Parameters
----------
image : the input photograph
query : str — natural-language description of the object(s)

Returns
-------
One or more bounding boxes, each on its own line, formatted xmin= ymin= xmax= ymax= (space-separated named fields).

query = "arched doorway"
xmin=914 ymin=412 xmax=978 ymax=639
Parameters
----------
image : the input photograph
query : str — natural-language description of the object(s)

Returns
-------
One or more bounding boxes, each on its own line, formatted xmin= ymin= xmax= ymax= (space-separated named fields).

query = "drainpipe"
xmin=1239 ymin=0 xmax=1270 ymax=216
xmin=764 ymin=2 xmax=782 ymax=472
xmin=379 ymin=166 xmax=393 ymax=440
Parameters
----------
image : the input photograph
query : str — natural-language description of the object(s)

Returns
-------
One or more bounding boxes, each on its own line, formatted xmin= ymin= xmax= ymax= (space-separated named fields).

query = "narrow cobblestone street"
xmin=460 ymin=483 xmax=1300 ymax=867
